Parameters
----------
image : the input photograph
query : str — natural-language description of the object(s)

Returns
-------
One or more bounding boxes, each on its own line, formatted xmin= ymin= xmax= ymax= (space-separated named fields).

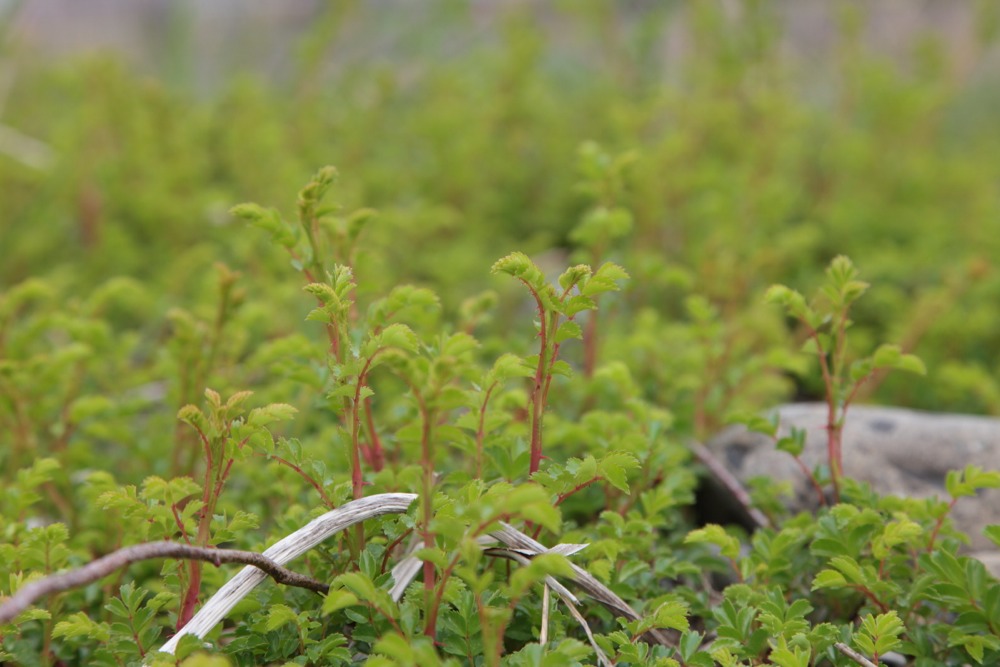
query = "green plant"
xmin=3 ymin=4 xmax=1000 ymax=663
xmin=763 ymin=256 xmax=926 ymax=501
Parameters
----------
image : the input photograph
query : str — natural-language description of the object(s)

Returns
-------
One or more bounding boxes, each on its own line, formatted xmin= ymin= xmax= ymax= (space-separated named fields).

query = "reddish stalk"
xmin=425 ymin=516 xmax=504 ymax=638
xmin=255 ymin=453 xmax=335 ymax=508
xmin=523 ymin=283 xmax=549 ymax=476
xmin=792 ymin=455 xmax=828 ymax=507
xmin=926 ymin=497 xmax=958 ymax=552
xmin=419 ymin=398 xmax=436 ymax=596
xmin=398 ymin=375 xmax=437 ymax=599
xmin=363 ymin=396 xmax=385 ymax=471
xmin=582 ymin=308 xmax=599 ymax=379
xmin=475 ymin=383 xmax=499 ymax=478
xmin=805 ymin=323 xmax=841 ymax=502
xmin=350 ymin=353 xmax=382 ymax=500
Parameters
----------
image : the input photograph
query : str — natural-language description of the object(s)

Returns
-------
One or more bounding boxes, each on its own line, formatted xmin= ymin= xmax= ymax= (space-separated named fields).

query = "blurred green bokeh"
xmin=2 ymin=1 xmax=1000 ymax=414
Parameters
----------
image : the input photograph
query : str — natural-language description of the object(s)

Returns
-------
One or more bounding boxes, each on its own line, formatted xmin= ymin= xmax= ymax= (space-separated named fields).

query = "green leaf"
xmin=52 ymin=612 xmax=111 ymax=642
xmin=946 ymin=465 xmax=1000 ymax=498
xmin=553 ymin=320 xmax=582 ymax=343
xmin=651 ymin=599 xmax=690 ymax=632
xmin=247 ymin=403 xmax=298 ymax=427
xmin=549 ymin=360 xmax=574 ymax=377
xmin=729 ymin=411 xmax=778 ymax=437
xmin=872 ymin=518 xmax=922 ymax=559
xmin=828 ymin=555 xmax=866 ymax=585
xmin=263 ymin=604 xmax=298 ymax=632
xmin=491 ymin=252 xmax=547 ymax=294
xmin=304 ymin=282 xmax=338 ymax=305
xmin=811 ymin=569 xmax=848 ymax=590
xmin=599 ymin=451 xmax=638 ymax=493
xmin=68 ymin=395 xmax=116 ymax=422
xmin=322 ymin=589 xmax=359 ymax=615
xmin=231 ymin=203 xmax=297 ymax=247
xmin=684 ymin=524 xmax=740 ymax=560
xmin=176 ymin=405 xmax=208 ymax=432
xmin=764 ymin=285 xmax=810 ymax=321
xmin=775 ymin=428 xmax=806 ymax=457
xmin=581 ymin=262 xmax=629 ymax=297
xmin=373 ymin=323 xmax=420 ymax=355
xmin=415 ymin=547 xmax=449 ymax=569
xmin=488 ymin=353 xmax=534 ymax=382
xmin=872 ymin=344 xmax=926 ymax=375
xmin=562 ymin=294 xmax=597 ymax=317
xmin=558 ymin=264 xmax=592 ymax=290
xmin=856 ymin=611 xmax=904 ymax=657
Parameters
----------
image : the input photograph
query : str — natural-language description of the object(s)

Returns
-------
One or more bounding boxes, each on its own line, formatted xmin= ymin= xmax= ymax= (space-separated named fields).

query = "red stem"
xmin=792 ymin=456 xmax=827 ymax=507
xmin=351 ymin=353 xmax=381 ymax=500
xmin=170 ymin=504 xmax=193 ymax=544
xmin=523 ymin=282 xmax=548 ymax=476
xmin=583 ymin=306 xmax=598 ymax=379
xmin=554 ymin=477 xmax=601 ymax=506
xmin=852 ymin=584 xmax=890 ymax=613
xmin=475 ymin=383 xmax=499 ymax=479
xmin=256 ymin=453 xmax=335 ymax=508
xmin=397 ymin=375 xmax=437 ymax=600
xmin=425 ymin=517 xmax=500 ymax=637
xmin=363 ymin=396 xmax=385 ymax=472
xmin=927 ymin=497 xmax=958 ymax=552
xmin=806 ymin=324 xmax=841 ymax=502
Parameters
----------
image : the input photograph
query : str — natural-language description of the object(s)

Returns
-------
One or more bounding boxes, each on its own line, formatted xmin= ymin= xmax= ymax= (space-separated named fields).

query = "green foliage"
xmin=2 ymin=4 xmax=1000 ymax=665
xmin=764 ymin=256 xmax=928 ymax=500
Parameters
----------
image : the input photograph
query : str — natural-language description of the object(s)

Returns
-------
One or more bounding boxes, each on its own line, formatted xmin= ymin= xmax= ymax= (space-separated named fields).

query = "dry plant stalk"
xmin=148 ymin=493 xmax=416 ymax=657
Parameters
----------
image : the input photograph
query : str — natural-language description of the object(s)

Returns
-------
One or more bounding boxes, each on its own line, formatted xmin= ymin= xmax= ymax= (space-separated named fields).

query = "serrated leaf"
xmin=562 ymin=294 xmax=597 ymax=317
xmin=581 ymin=262 xmax=629 ymax=296
xmin=489 ymin=353 xmax=534 ymax=382
xmin=415 ymin=547 xmax=449 ymax=569
xmin=764 ymin=285 xmax=810 ymax=321
xmin=729 ymin=411 xmax=778 ymax=437
xmin=52 ymin=612 xmax=111 ymax=642
xmin=549 ymin=360 xmax=574 ymax=377
xmin=554 ymin=320 xmax=583 ymax=343
xmin=811 ymin=569 xmax=848 ymax=590
xmin=775 ymin=428 xmax=806 ymax=457
xmin=491 ymin=252 xmax=547 ymax=293
xmin=264 ymin=604 xmax=298 ymax=632
xmin=599 ymin=452 xmax=638 ymax=493
xmin=558 ymin=265 xmax=592 ymax=290
xmin=374 ymin=323 xmax=419 ymax=355
xmin=323 ymin=589 xmax=359 ymax=615
xmin=684 ymin=524 xmax=740 ymax=559
xmin=247 ymin=403 xmax=298 ymax=427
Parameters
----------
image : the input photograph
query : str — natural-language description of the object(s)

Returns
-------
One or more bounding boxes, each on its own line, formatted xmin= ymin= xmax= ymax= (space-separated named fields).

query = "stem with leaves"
xmin=765 ymin=256 xmax=925 ymax=502
xmin=492 ymin=253 xmax=628 ymax=477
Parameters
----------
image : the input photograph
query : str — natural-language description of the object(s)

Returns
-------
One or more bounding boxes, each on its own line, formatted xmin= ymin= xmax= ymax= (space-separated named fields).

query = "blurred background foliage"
xmin=2 ymin=0 xmax=1000 ymax=463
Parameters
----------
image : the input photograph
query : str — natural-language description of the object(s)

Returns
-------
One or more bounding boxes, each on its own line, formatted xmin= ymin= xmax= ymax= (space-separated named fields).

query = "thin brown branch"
xmin=834 ymin=642 xmax=878 ymax=667
xmin=0 ymin=541 xmax=327 ymax=624
xmin=690 ymin=440 xmax=772 ymax=529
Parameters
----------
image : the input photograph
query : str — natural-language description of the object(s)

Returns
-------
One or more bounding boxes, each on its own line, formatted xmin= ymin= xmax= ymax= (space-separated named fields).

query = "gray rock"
xmin=708 ymin=403 xmax=1000 ymax=553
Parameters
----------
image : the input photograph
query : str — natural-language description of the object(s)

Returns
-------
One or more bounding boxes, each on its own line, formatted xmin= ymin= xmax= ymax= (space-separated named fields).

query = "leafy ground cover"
xmin=2 ymin=3 xmax=1000 ymax=666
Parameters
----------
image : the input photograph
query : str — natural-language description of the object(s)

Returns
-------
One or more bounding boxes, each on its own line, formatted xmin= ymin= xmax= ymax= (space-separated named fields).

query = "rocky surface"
xmin=707 ymin=403 xmax=1000 ymax=555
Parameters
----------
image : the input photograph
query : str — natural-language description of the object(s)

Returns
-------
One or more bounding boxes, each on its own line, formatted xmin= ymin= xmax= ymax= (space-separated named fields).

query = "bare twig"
xmin=835 ymin=642 xmax=878 ymax=667
xmin=690 ymin=440 xmax=772 ymax=529
xmin=0 ymin=542 xmax=327 ymax=624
